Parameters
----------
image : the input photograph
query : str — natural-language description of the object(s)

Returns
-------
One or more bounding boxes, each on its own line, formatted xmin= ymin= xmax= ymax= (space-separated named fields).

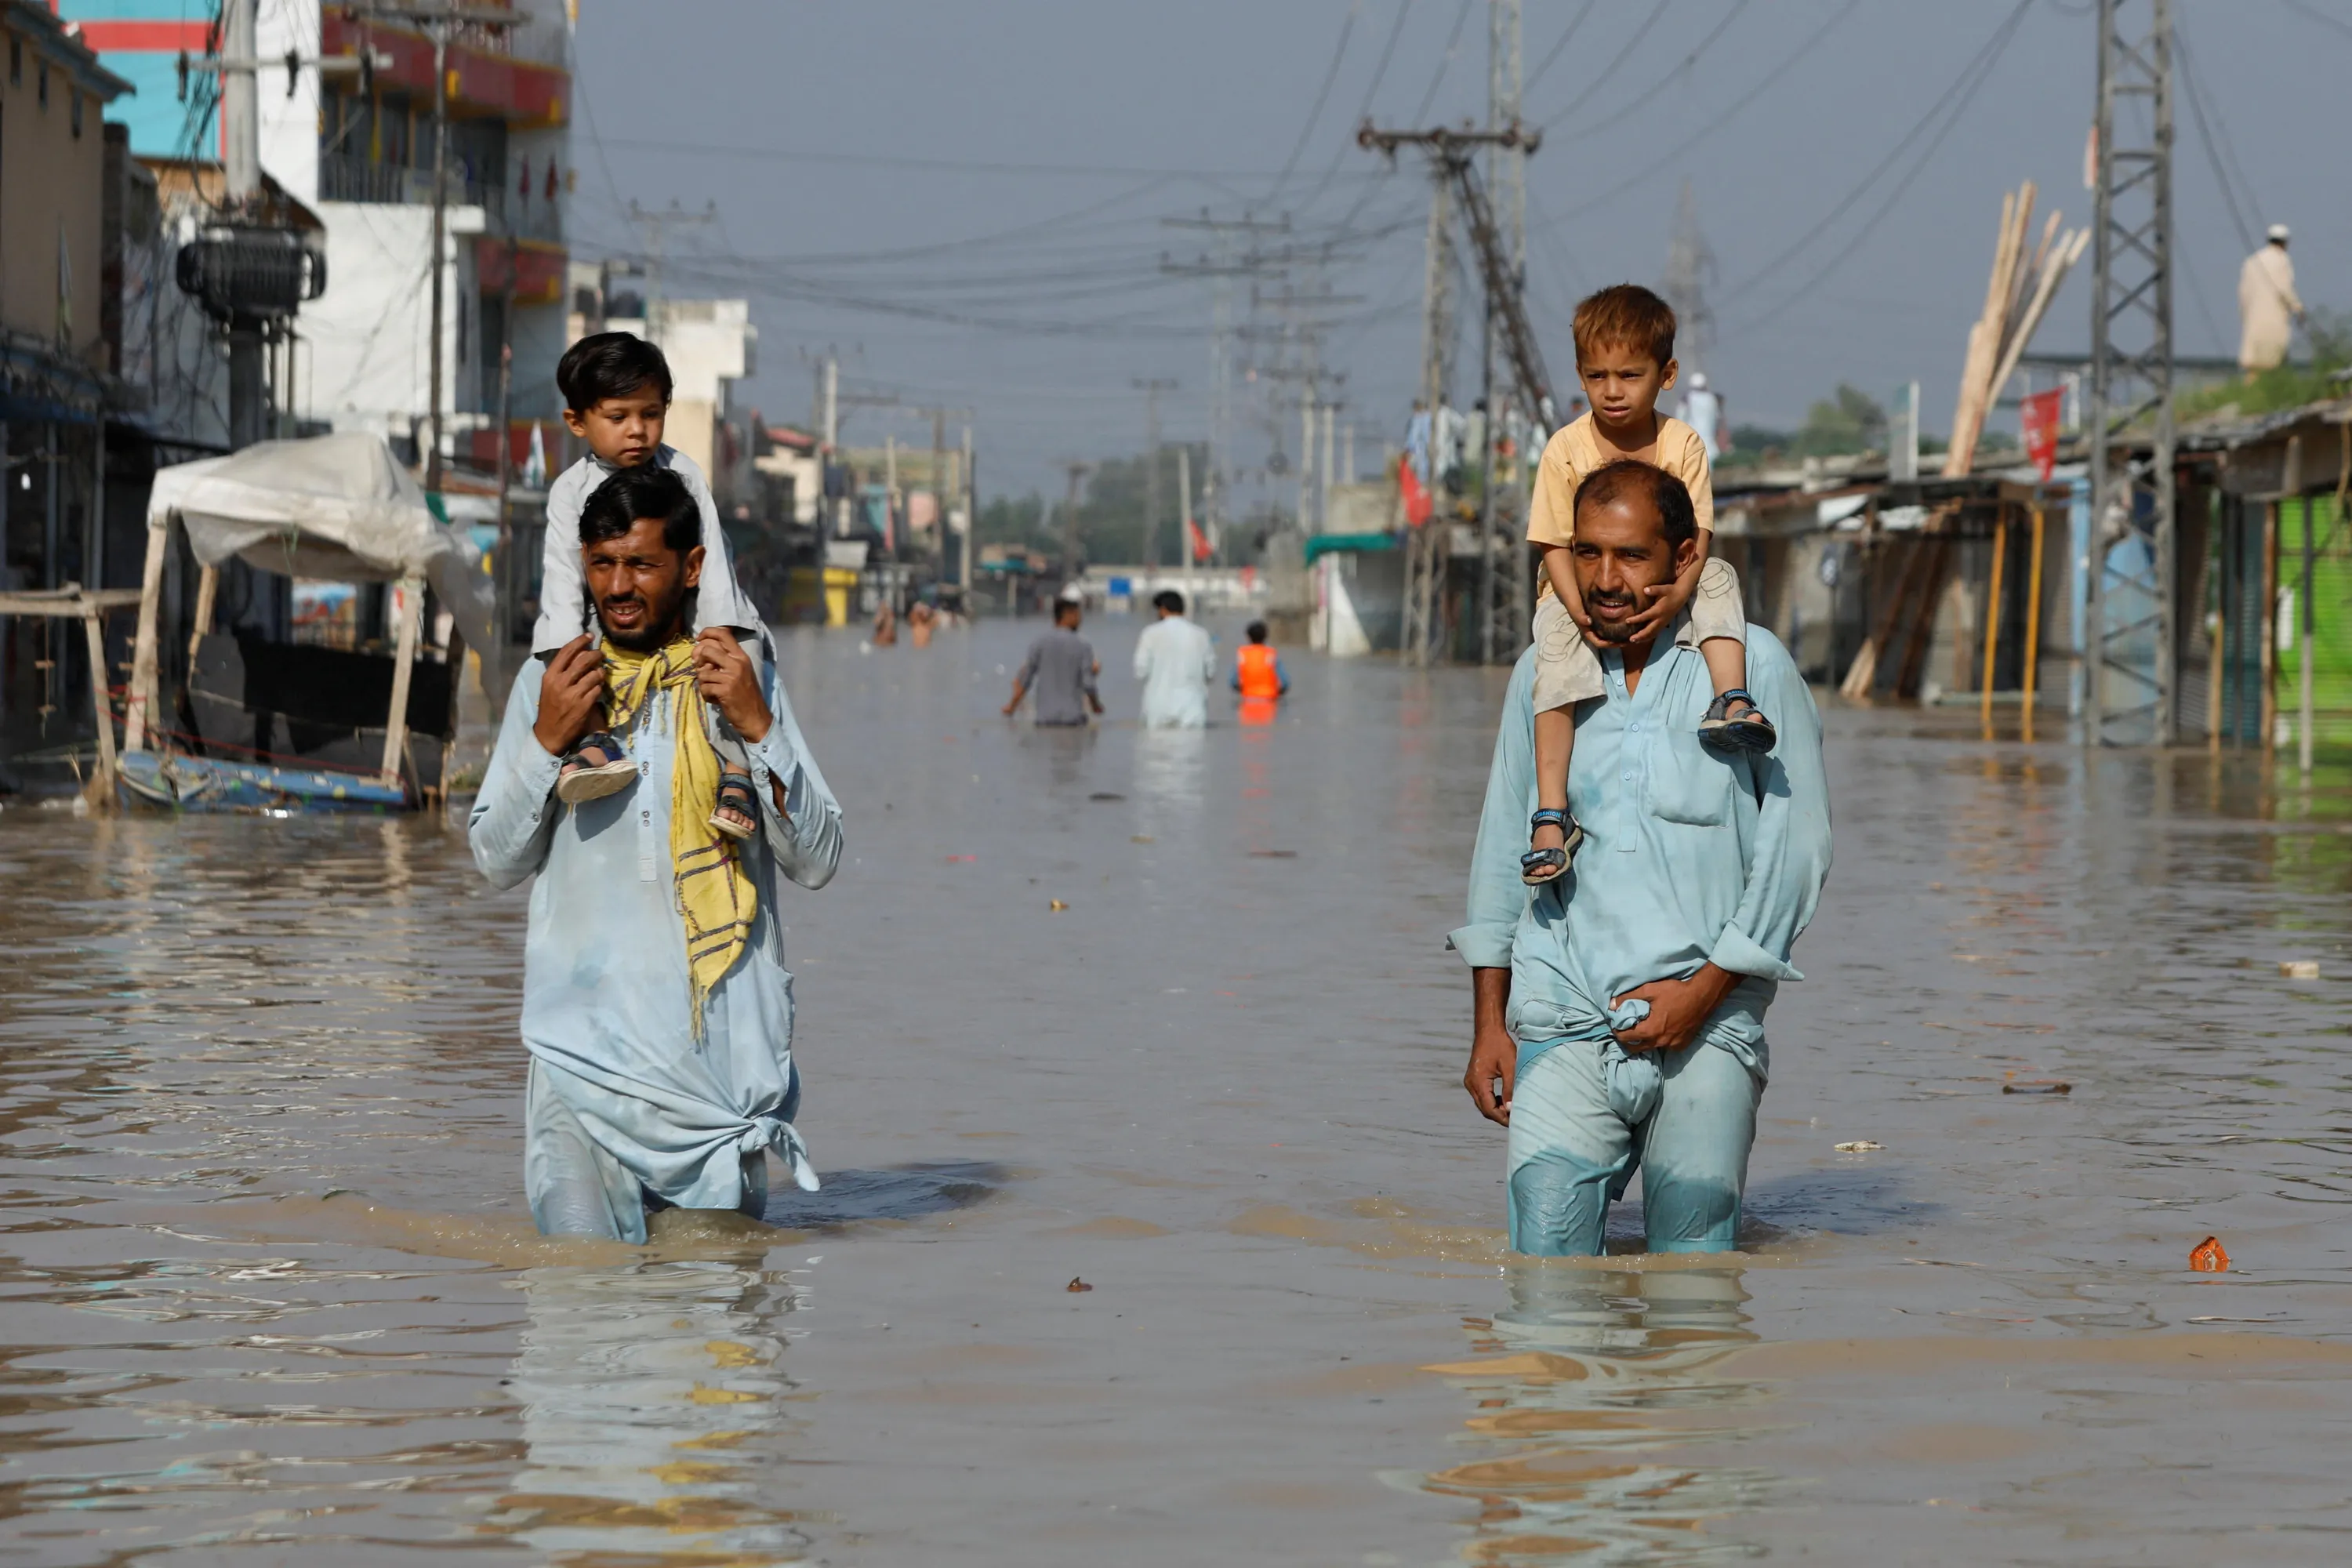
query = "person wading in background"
xmin=1133 ymin=589 xmax=1216 ymax=729
xmin=1232 ymin=619 xmax=1290 ymax=728
xmin=1004 ymin=585 xmax=1103 ymax=726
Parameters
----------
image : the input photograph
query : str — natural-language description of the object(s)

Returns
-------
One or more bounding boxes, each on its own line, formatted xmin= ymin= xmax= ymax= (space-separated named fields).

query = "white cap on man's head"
xmin=1057 ymin=583 xmax=1086 ymax=605
xmin=2269 ymin=222 xmax=2292 ymax=243
xmin=1689 ymin=371 xmax=1709 ymax=390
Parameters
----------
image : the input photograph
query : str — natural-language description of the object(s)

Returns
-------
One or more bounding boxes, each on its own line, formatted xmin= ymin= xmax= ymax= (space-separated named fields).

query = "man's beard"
xmin=1586 ymin=596 xmax=1637 ymax=644
xmin=597 ymin=587 xmax=689 ymax=651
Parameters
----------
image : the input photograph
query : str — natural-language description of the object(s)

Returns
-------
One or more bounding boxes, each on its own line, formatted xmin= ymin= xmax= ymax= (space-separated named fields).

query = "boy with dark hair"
xmin=1516 ymin=284 xmax=1773 ymax=887
xmin=543 ymin=333 xmax=762 ymax=837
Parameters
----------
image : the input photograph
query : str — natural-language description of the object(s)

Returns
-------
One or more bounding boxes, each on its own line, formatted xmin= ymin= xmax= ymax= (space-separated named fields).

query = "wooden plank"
xmin=122 ymin=524 xmax=172 ymax=754
xmin=0 ymin=590 xmax=144 ymax=614
xmin=1980 ymin=512 xmax=2009 ymax=735
xmin=380 ymin=576 xmax=424 ymax=788
xmin=187 ymin=564 xmax=219 ymax=670
xmin=81 ymin=610 xmax=118 ymax=814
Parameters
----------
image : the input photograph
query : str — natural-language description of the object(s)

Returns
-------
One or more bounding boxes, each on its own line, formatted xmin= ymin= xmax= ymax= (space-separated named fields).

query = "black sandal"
xmin=1699 ymin=688 xmax=1777 ymax=753
xmin=557 ymin=730 xmax=634 ymax=803
xmin=1521 ymin=807 xmax=1584 ymax=885
xmin=708 ymin=770 xmax=759 ymax=842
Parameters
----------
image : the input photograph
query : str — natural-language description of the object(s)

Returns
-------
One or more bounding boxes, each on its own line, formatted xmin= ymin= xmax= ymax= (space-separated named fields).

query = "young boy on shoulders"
xmin=1519 ymin=285 xmax=1774 ymax=885
xmin=539 ymin=332 xmax=766 ymax=838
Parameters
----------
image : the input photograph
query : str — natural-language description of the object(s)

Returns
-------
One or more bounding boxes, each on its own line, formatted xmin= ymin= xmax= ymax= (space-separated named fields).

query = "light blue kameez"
xmin=470 ymin=651 xmax=844 ymax=1243
xmin=1450 ymin=622 xmax=1831 ymax=1255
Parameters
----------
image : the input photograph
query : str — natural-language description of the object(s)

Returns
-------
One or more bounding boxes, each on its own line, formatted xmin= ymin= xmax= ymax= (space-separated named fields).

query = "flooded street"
xmin=6 ymin=615 xmax=2352 ymax=1566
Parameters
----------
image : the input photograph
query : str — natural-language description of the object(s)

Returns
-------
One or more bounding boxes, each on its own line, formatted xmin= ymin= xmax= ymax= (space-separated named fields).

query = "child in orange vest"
xmin=1232 ymin=620 xmax=1289 ymax=724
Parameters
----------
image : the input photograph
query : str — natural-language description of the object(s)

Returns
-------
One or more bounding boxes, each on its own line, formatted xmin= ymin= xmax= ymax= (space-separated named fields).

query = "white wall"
xmin=299 ymin=200 xmax=484 ymax=450
xmin=253 ymin=0 xmax=323 ymax=203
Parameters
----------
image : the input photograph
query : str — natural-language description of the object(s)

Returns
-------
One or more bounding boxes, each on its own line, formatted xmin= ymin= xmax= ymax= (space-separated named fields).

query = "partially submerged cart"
xmin=121 ymin=434 xmax=493 ymax=811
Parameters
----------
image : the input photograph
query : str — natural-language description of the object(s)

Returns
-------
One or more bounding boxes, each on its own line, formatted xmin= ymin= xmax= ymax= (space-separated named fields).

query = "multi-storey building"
xmin=66 ymin=0 xmax=574 ymax=478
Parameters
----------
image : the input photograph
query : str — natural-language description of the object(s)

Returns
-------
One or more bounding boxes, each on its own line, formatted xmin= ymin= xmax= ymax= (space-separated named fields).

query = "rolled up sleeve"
xmin=1448 ymin=651 xmax=1537 ymax=968
xmin=1709 ymin=641 xmax=1831 ymax=981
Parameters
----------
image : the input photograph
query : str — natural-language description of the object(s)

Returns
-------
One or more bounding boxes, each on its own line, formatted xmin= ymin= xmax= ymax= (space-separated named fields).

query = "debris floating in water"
xmin=2189 ymin=1236 xmax=2230 ymax=1272
xmin=1834 ymin=1140 xmax=1884 ymax=1152
xmin=2002 ymin=1080 xmax=2072 ymax=1095
xmin=1066 ymin=1276 xmax=1093 ymax=1293
xmin=1049 ymin=899 xmax=1069 ymax=912
xmin=2279 ymin=960 xmax=2321 ymax=979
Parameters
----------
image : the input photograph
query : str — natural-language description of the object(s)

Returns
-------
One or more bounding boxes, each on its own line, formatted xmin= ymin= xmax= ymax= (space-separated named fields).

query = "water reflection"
xmin=485 ymin=1251 xmax=817 ymax=1563
xmin=1412 ymin=1265 xmax=1779 ymax=1565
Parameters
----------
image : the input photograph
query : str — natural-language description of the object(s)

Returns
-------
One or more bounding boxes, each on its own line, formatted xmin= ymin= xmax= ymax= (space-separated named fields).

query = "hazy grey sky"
xmin=571 ymin=2 xmax=2350 ymax=503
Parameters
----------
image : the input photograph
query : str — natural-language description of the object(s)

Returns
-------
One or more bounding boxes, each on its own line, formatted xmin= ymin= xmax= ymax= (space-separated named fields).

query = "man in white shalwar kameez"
xmin=1133 ymin=589 xmax=1216 ymax=728
xmin=2240 ymin=224 xmax=2305 ymax=378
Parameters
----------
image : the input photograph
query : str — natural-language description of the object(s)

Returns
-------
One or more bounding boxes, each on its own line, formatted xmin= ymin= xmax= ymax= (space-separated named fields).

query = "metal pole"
xmin=425 ymin=24 xmax=449 ymax=492
xmin=1178 ymin=444 xmax=1195 ymax=605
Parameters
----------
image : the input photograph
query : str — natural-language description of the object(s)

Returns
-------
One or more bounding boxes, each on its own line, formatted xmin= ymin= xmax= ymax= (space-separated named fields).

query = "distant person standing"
xmin=2240 ymin=223 xmax=2305 ymax=378
xmin=1004 ymin=586 xmax=1102 ymax=726
xmin=1133 ymin=589 xmax=1216 ymax=729
xmin=1680 ymin=371 xmax=1726 ymax=459
xmin=1232 ymin=619 xmax=1290 ymax=728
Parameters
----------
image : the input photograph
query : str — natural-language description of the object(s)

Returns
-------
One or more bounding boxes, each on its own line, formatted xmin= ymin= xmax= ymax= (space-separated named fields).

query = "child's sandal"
xmin=1699 ymin=689 xmax=1777 ymax=754
xmin=708 ymin=771 xmax=759 ymax=842
xmin=556 ymin=731 xmax=635 ymax=803
xmin=1521 ymin=807 xmax=1585 ymax=886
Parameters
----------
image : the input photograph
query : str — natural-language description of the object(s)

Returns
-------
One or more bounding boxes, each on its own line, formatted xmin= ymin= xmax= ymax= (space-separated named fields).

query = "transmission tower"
xmin=1163 ymin=212 xmax=1290 ymax=552
xmin=1661 ymin=180 xmax=1718 ymax=373
xmin=1483 ymin=0 xmax=1531 ymax=667
xmin=2084 ymin=0 xmax=2176 ymax=746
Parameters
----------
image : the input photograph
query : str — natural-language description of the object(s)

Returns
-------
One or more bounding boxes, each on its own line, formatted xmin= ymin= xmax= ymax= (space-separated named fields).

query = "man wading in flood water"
xmin=471 ymin=465 xmax=844 ymax=1242
xmin=1452 ymin=461 xmax=1831 ymax=1254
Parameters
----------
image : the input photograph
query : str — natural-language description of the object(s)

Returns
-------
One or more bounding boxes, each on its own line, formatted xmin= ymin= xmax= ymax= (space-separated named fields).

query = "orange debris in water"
xmin=2189 ymin=1236 xmax=2229 ymax=1272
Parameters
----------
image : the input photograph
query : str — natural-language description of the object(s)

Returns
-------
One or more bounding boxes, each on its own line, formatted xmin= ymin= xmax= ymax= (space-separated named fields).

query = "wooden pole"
xmin=1980 ymin=510 xmax=2009 ymax=736
xmin=2300 ymin=494 xmax=2318 ymax=775
xmin=122 ymin=521 xmax=171 ymax=754
xmin=381 ymin=575 xmax=423 ymax=789
xmin=187 ymin=563 xmax=218 ymax=669
xmin=2023 ymin=504 xmax=2046 ymax=742
xmin=81 ymin=607 xmax=118 ymax=811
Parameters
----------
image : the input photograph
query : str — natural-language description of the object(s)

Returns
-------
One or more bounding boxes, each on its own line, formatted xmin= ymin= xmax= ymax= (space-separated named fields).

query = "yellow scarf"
xmin=602 ymin=637 xmax=754 ymax=1032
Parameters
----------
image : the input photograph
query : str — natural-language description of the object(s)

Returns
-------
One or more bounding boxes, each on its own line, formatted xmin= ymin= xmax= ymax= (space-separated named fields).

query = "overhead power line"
xmin=1272 ymin=0 xmax=1363 ymax=198
xmin=1537 ymin=0 xmax=1862 ymax=228
xmin=1718 ymin=0 xmax=2034 ymax=327
xmin=1522 ymin=0 xmax=1600 ymax=96
xmin=1544 ymin=0 xmax=1751 ymax=143
xmin=1534 ymin=0 xmax=1669 ymax=131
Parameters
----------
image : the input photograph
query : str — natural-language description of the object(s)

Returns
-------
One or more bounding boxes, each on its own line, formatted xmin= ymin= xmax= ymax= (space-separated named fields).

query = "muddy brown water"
xmin=5 ymin=617 xmax=2352 ymax=1566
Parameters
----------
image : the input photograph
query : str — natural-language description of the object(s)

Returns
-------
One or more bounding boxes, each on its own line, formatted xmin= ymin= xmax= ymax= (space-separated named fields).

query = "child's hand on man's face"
xmin=1625 ymin=554 xmax=1704 ymax=640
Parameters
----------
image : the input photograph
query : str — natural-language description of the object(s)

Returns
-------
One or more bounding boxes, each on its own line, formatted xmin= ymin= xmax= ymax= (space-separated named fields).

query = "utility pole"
xmin=2084 ymin=0 xmax=2176 ymax=746
xmin=1134 ymin=377 xmax=1178 ymax=568
xmin=1163 ymin=211 xmax=1290 ymax=549
xmin=1661 ymin=180 xmax=1717 ymax=375
xmin=336 ymin=4 xmax=522 ymax=486
xmin=1178 ymin=445 xmax=1196 ymax=605
xmin=1058 ymin=461 xmax=1092 ymax=587
xmin=1361 ymin=118 xmax=1550 ymax=665
xmin=625 ymin=199 xmax=720 ymax=346
xmin=1486 ymin=0 xmax=1530 ymax=666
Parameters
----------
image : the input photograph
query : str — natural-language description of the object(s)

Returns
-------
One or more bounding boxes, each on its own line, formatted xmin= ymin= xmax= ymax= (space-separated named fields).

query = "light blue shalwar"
xmin=470 ymin=649 xmax=844 ymax=1243
xmin=1450 ymin=622 xmax=1831 ymax=1256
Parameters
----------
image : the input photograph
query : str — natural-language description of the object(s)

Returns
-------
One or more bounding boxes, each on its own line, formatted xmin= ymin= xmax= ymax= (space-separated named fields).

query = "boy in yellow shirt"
xmin=1519 ymin=285 xmax=1774 ymax=885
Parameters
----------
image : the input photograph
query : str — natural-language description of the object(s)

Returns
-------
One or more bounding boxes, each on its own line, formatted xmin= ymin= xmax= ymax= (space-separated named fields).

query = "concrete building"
xmin=2 ymin=4 xmax=133 ymax=775
xmin=64 ymin=0 xmax=575 ymax=477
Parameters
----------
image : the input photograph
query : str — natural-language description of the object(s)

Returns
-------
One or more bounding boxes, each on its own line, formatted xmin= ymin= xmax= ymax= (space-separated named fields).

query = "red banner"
xmin=2020 ymin=387 xmax=2063 ymax=481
